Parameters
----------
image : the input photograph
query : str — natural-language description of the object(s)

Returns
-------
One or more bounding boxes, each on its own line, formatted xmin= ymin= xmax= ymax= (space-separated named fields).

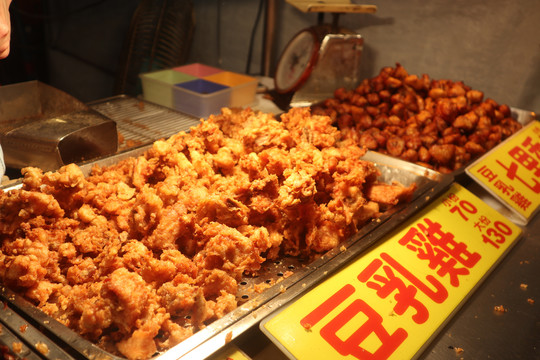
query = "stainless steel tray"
xmin=0 ymin=144 xmax=453 ymax=359
xmin=177 ymin=152 xmax=454 ymax=360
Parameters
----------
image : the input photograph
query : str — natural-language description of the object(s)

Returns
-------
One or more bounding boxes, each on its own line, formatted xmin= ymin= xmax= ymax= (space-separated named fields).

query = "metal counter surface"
xmin=236 ymin=180 xmax=540 ymax=360
xmin=419 ymin=200 xmax=540 ymax=360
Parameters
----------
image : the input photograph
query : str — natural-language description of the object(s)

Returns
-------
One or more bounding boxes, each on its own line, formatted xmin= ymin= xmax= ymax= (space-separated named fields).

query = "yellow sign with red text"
xmin=261 ymin=183 xmax=521 ymax=360
xmin=467 ymin=121 xmax=540 ymax=223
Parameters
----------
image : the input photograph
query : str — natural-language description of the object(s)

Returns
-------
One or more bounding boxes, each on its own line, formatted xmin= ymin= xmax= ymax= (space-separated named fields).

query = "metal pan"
xmin=0 ymin=145 xmax=453 ymax=359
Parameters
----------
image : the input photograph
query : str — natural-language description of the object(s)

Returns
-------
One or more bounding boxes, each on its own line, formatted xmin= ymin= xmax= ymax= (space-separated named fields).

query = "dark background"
xmin=1 ymin=0 xmax=539 ymax=113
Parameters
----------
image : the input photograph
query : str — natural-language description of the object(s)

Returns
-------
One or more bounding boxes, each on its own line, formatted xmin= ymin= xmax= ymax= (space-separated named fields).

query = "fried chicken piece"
xmin=278 ymin=168 xmax=317 ymax=208
xmin=102 ymin=268 xmax=153 ymax=333
xmin=365 ymin=182 xmax=417 ymax=206
xmin=157 ymin=282 xmax=206 ymax=325
xmin=0 ymin=189 xmax=64 ymax=234
xmin=429 ymin=144 xmax=456 ymax=167
xmin=0 ymin=107 xmax=417 ymax=360
xmin=280 ymin=107 xmax=340 ymax=148
xmin=116 ymin=320 xmax=161 ymax=360
xmin=194 ymin=222 xmax=267 ymax=278
xmin=143 ymin=202 xmax=193 ymax=251
xmin=206 ymin=291 xmax=237 ymax=320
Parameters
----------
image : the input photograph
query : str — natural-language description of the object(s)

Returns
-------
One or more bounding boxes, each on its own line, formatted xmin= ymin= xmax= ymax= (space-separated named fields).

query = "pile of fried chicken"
xmin=313 ymin=63 xmax=523 ymax=173
xmin=0 ymin=107 xmax=415 ymax=360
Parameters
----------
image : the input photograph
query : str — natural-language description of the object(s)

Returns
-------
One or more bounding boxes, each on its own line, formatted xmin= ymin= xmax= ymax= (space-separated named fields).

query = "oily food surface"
xmin=312 ymin=63 xmax=523 ymax=173
xmin=0 ymin=108 xmax=415 ymax=360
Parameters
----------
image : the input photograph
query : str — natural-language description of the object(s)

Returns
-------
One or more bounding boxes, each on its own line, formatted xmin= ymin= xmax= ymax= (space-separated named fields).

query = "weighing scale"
xmin=274 ymin=0 xmax=377 ymax=107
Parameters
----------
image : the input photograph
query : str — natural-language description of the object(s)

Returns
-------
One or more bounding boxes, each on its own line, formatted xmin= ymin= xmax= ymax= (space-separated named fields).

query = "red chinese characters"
xmin=397 ymin=218 xmax=481 ymax=287
xmin=300 ymin=280 xmax=409 ymax=360
xmin=509 ymin=191 xmax=532 ymax=211
xmin=301 ymin=284 xmax=408 ymax=359
xmin=472 ymin=129 xmax=540 ymax=212
xmin=473 ymin=215 xmax=491 ymax=233
xmin=442 ymin=191 xmax=515 ymax=249
xmin=495 ymin=135 xmax=540 ymax=195
xmin=298 ymin=230 xmax=461 ymax=360
xmin=296 ymin=188 xmax=515 ymax=360
xmin=358 ymin=254 xmax=446 ymax=320
xmin=475 ymin=164 xmax=533 ymax=210
xmin=476 ymin=164 xmax=498 ymax=183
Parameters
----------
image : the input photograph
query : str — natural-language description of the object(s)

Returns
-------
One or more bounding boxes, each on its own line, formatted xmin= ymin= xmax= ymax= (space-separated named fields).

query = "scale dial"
xmin=274 ymin=28 xmax=320 ymax=94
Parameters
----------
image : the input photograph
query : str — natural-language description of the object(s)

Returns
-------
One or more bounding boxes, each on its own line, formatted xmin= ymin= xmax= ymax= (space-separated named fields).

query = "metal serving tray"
xmin=0 ymin=143 xmax=453 ymax=360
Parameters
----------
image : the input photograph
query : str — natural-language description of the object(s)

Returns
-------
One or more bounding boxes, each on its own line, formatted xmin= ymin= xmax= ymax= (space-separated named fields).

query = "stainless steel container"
xmin=0 ymin=81 xmax=118 ymax=171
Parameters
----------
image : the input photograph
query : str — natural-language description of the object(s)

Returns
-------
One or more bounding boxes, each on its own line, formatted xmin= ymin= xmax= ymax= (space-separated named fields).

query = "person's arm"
xmin=0 ymin=0 xmax=11 ymax=59
xmin=0 ymin=0 xmax=10 ymax=183
xmin=0 ymin=145 xmax=5 ymax=183
xmin=0 ymin=0 xmax=10 ymax=182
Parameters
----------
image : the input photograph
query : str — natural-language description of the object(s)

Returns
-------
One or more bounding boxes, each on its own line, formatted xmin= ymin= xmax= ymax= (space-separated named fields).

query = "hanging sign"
xmin=260 ymin=183 xmax=521 ymax=360
xmin=466 ymin=120 xmax=540 ymax=224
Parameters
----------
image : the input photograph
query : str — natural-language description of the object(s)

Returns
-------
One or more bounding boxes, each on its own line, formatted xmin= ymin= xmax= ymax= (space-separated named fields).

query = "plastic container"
xmin=173 ymin=79 xmax=231 ymax=118
xmin=204 ymin=71 xmax=257 ymax=107
xmin=173 ymin=63 xmax=223 ymax=77
xmin=140 ymin=69 xmax=196 ymax=108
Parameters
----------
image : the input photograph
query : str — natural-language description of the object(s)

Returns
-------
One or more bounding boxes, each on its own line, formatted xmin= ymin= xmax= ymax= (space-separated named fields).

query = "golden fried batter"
xmin=0 ymin=107 xmax=414 ymax=359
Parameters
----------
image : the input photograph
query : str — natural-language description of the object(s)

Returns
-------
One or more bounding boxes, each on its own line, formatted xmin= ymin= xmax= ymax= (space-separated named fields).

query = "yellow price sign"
xmin=466 ymin=120 xmax=540 ymax=223
xmin=260 ymin=183 xmax=521 ymax=360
